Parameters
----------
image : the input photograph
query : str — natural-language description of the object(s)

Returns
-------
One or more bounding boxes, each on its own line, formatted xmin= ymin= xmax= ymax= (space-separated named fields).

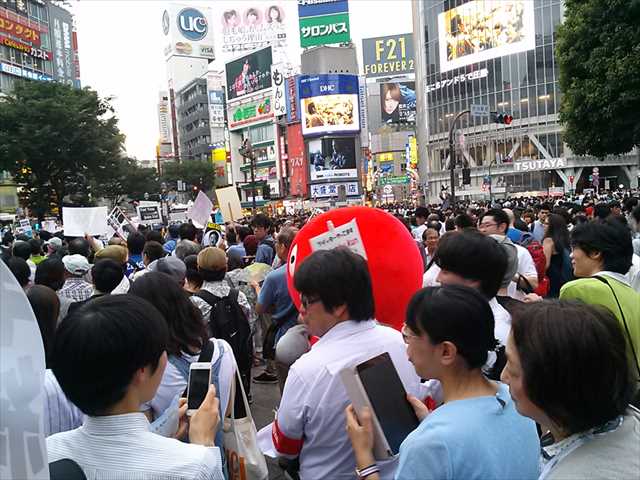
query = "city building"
xmin=412 ymin=0 xmax=639 ymax=202
xmin=176 ymin=77 xmax=210 ymax=161
xmin=156 ymin=90 xmax=174 ymax=171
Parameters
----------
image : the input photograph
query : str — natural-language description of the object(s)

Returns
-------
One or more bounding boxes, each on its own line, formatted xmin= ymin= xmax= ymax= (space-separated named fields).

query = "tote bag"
xmin=223 ymin=366 xmax=268 ymax=480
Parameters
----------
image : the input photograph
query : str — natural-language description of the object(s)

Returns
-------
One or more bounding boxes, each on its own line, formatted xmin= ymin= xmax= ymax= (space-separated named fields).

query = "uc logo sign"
xmin=177 ymin=8 xmax=208 ymax=41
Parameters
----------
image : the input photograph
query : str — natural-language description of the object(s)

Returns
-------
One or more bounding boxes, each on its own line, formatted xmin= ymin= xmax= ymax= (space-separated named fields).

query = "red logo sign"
xmin=287 ymin=124 xmax=308 ymax=197
xmin=0 ymin=10 xmax=41 ymax=46
xmin=0 ymin=34 xmax=49 ymax=60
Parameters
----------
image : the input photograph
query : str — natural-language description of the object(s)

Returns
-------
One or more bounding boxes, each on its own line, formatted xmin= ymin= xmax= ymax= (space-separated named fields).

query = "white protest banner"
xmin=215 ymin=186 xmax=243 ymax=223
xmin=136 ymin=204 xmax=162 ymax=225
xmin=309 ymin=218 xmax=368 ymax=259
xmin=41 ymin=220 xmax=57 ymax=233
xmin=187 ymin=191 xmax=214 ymax=229
xmin=62 ymin=207 xmax=108 ymax=237
xmin=106 ymin=207 xmax=133 ymax=240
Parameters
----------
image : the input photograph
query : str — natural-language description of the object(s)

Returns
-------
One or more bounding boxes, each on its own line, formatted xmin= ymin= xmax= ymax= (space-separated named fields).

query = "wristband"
xmin=355 ymin=463 xmax=379 ymax=479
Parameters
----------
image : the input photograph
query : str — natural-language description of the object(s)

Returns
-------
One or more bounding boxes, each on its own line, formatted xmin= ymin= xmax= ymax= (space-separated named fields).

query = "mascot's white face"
xmin=0 ymin=261 xmax=49 ymax=479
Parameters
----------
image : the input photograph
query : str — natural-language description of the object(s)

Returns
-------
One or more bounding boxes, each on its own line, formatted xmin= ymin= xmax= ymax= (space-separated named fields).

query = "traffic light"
xmin=493 ymin=113 xmax=513 ymax=125
xmin=462 ymin=168 xmax=471 ymax=185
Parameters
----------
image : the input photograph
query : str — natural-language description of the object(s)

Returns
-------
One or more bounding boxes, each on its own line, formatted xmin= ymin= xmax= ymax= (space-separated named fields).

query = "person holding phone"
xmin=46 ymin=295 xmax=225 ymax=480
xmin=345 ymin=285 xmax=540 ymax=480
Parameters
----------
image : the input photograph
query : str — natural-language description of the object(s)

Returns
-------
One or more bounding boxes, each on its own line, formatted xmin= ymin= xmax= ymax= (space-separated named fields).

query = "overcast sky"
xmin=69 ymin=0 xmax=413 ymax=161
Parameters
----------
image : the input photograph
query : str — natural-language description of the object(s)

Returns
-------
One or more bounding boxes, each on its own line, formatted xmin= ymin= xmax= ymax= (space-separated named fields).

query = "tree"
xmin=161 ymin=159 xmax=216 ymax=194
xmin=0 ymin=81 xmax=126 ymax=219
xmin=556 ymin=0 xmax=640 ymax=157
xmin=91 ymin=157 xmax=161 ymax=209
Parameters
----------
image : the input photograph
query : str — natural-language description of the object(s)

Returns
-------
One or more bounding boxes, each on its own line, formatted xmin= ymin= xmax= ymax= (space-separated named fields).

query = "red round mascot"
xmin=286 ymin=206 xmax=423 ymax=331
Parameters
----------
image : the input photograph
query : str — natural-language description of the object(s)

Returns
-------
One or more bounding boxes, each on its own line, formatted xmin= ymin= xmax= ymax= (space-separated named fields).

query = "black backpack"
xmin=194 ymin=289 xmax=253 ymax=373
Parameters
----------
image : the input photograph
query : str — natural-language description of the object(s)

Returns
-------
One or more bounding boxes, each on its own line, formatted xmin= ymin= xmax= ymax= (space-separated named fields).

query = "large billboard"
xmin=438 ymin=0 xmax=535 ymax=72
xmin=287 ymin=123 xmax=307 ymax=196
xmin=379 ymin=81 xmax=416 ymax=124
xmin=298 ymin=0 xmax=350 ymax=48
xmin=216 ymin=3 xmax=290 ymax=62
xmin=308 ymin=137 xmax=357 ymax=181
xmin=162 ymin=4 xmax=215 ymax=60
xmin=299 ymin=74 xmax=359 ymax=136
xmin=362 ymin=33 xmax=415 ymax=78
xmin=0 ymin=8 xmax=41 ymax=46
xmin=48 ymin=3 xmax=75 ymax=86
xmin=225 ymin=46 xmax=273 ymax=101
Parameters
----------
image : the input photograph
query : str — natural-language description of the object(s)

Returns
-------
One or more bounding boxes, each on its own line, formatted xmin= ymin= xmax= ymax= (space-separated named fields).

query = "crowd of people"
xmin=2 ymin=191 xmax=639 ymax=480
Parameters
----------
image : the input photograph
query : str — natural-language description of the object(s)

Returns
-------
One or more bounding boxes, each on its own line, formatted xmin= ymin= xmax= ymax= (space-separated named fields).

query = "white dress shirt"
xmin=43 ymin=369 xmax=84 ymax=437
xmin=47 ymin=412 xmax=224 ymax=480
xmin=507 ymin=245 xmax=538 ymax=300
xmin=261 ymin=320 xmax=439 ymax=480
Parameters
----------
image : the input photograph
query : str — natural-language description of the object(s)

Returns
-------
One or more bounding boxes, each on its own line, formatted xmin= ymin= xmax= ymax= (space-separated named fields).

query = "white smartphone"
xmin=187 ymin=362 xmax=212 ymax=416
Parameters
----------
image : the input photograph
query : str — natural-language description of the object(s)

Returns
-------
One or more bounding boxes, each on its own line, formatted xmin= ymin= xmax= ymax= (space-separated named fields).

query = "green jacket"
xmin=560 ymin=275 xmax=640 ymax=377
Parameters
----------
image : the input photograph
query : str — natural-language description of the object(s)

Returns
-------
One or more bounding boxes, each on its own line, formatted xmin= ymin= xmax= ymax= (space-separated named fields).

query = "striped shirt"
xmin=43 ymin=369 xmax=84 ymax=437
xmin=59 ymin=277 xmax=94 ymax=302
xmin=47 ymin=412 xmax=224 ymax=480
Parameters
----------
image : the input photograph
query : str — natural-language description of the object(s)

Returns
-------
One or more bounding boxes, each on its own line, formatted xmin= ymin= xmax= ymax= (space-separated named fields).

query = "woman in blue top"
xmin=345 ymin=285 xmax=540 ymax=480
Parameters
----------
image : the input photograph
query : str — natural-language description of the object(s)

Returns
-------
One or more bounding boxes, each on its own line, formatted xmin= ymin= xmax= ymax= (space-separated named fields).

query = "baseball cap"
xmin=197 ymin=247 xmax=227 ymax=271
xmin=62 ymin=254 xmax=90 ymax=276
xmin=94 ymin=245 xmax=128 ymax=265
xmin=45 ymin=237 xmax=63 ymax=249
xmin=152 ymin=256 xmax=187 ymax=283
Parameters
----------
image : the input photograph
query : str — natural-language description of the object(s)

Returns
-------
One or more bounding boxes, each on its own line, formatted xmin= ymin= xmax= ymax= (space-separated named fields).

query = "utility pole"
xmin=448 ymin=109 xmax=470 ymax=203
xmin=239 ymin=138 xmax=257 ymax=213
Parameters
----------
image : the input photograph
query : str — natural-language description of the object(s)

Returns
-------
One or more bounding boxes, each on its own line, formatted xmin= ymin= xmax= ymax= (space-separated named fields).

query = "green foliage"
xmin=0 ymin=81 xmax=126 ymax=218
xmin=91 ymin=157 xmax=161 ymax=208
xmin=161 ymin=159 xmax=216 ymax=192
xmin=556 ymin=0 xmax=640 ymax=157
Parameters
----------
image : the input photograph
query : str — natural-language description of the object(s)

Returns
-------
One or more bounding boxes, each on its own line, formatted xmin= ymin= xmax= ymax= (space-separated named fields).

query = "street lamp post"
xmin=448 ymin=109 xmax=470 ymax=202
xmin=239 ymin=138 xmax=257 ymax=213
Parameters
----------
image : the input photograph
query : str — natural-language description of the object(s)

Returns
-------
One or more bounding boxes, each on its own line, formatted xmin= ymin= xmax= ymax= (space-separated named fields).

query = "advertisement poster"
xmin=287 ymin=123 xmax=307 ymax=197
xmin=298 ymin=0 xmax=350 ymax=48
xmin=0 ymin=8 xmax=40 ymax=46
xmin=362 ymin=33 xmax=415 ymax=78
xmin=285 ymin=75 xmax=300 ymax=123
xmin=379 ymin=82 xmax=416 ymax=124
xmin=162 ymin=5 xmax=215 ymax=60
xmin=225 ymin=46 xmax=273 ymax=101
xmin=217 ymin=3 xmax=290 ymax=62
xmin=271 ymin=63 xmax=286 ymax=116
xmin=208 ymin=90 xmax=225 ymax=127
xmin=308 ymin=137 xmax=357 ymax=181
xmin=299 ymin=74 xmax=360 ymax=136
xmin=438 ymin=0 xmax=535 ymax=72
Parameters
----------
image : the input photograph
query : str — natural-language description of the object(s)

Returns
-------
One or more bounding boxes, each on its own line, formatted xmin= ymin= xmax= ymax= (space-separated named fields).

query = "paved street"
xmin=250 ymin=367 xmax=286 ymax=480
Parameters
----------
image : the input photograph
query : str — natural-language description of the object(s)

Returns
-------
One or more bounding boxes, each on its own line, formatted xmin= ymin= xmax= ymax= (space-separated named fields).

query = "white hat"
xmin=62 ymin=254 xmax=90 ymax=276
xmin=45 ymin=237 xmax=62 ymax=249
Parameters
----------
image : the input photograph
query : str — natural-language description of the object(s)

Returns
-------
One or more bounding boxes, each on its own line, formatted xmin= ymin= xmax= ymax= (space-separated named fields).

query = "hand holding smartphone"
xmin=187 ymin=362 xmax=212 ymax=416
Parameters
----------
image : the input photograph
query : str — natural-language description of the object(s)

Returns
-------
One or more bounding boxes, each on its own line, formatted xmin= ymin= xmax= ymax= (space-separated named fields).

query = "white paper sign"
xmin=41 ymin=220 xmax=57 ymax=233
xmin=215 ymin=186 xmax=243 ymax=224
xmin=62 ymin=207 xmax=108 ymax=237
xmin=309 ymin=218 xmax=368 ymax=259
xmin=271 ymin=64 xmax=286 ymax=116
xmin=187 ymin=191 xmax=214 ymax=229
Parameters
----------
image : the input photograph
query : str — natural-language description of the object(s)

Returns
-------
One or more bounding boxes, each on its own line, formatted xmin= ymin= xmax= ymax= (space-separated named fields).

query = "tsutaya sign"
xmin=513 ymin=158 xmax=566 ymax=173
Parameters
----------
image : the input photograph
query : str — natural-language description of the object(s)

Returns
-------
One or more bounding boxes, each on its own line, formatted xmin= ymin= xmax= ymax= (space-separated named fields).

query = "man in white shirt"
xmin=411 ymin=207 xmax=430 ymax=241
xmin=478 ymin=209 xmax=539 ymax=300
xmin=47 ymin=295 xmax=224 ymax=480
xmin=260 ymin=248 xmax=436 ymax=480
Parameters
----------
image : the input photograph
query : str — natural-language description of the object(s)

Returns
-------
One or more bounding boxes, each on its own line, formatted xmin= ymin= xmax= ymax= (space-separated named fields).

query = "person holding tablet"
xmin=345 ymin=285 xmax=540 ymax=480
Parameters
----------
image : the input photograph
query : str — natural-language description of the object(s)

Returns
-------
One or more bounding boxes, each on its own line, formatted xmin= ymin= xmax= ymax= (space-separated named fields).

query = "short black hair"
xmin=29 ymin=238 xmax=43 ymax=256
xmin=294 ymin=248 xmax=374 ymax=321
xmin=52 ymin=295 xmax=168 ymax=416
xmin=198 ymin=265 xmax=226 ymax=282
xmin=422 ymin=223 xmax=441 ymax=240
xmin=35 ymin=258 xmax=66 ymax=291
xmin=68 ymin=238 xmax=91 ymax=258
xmin=143 ymin=241 xmax=166 ymax=263
xmin=539 ymin=202 xmax=552 ymax=212
xmin=92 ymin=258 xmax=124 ymax=293
xmin=435 ymin=230 xmax=507 ymax=299
xmin=414 ymin=207 xmax=429 ymax=220
xmin=168 ymin=223 xmax=181 ymax=239
xmin=454 ymin=213 xmax=474 ymax=230
xmin=251 ymin=213 xmax=272 ymax=230
xmin=126 ymin=232 xmax=146 ymax=255
xmin=27 ymin=285 xmax=60 ymax=368
xmin=570 ymin=218 xmax=633 ymax=274
xmin=6 ymin=257 xmax=30 ymax=287
xmin=184 ymin=254 xmax=203 ymax=289
xmin=12 ymin=240 xmax=31 ymax=261
xmin=511 ymin=300 xmax=632 ymax=435
xmin=406 ymin=286 xmax=497 ymax=369
xmin=145 ymin=230 xmax=164 ymax=244
xmin=237 ymin=225 xmax=252 ymax=242
xmin=179 ymin=223 xmax=197 ymax=241
xmin=594 ymin=203 xmax=611 ymax=220
xmin=480 ymin=209 xmax=510 ymax=233
xmin=130 ymin=272 xmax=207 ymax=357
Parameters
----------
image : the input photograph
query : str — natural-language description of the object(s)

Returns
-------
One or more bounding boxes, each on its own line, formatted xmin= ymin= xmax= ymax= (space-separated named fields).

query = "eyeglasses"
xmin=401 ymin=324 xmax=420 ymax=343
xmin=300 ymin=294 xmax=321 ymax=310
xmin=478 ymin=222 xmax=498 ymax=229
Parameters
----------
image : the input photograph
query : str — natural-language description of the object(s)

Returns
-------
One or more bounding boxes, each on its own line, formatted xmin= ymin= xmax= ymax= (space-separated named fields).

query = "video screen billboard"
xmin=225 ymin=46 xmax=273 ymax=101
xmin=379 ymin=82 xmax=416 ymax=124
xmin=308 ymin=137 xmax=357 ymax=181
xmin=437 ymin=0 xmax=535 ymax=72
xmin=299 ymin=74 xmax=360 ymax=136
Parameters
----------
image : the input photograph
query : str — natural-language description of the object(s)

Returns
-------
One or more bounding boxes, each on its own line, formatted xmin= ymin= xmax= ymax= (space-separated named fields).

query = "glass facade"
xmin=422 ymin=0 xmax=564 ymax=186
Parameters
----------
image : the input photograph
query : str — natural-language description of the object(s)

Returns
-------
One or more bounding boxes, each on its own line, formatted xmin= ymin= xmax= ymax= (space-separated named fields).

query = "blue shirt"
xmin=507 ymin=227 xmax=524 ymax=243
xmin=396 ymin=383 xmax=540 ymax=480
xmin=255 ymin=236 xmax=275 ymax=265
xmin=258 ymin=265 xmax=298 ymax=341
